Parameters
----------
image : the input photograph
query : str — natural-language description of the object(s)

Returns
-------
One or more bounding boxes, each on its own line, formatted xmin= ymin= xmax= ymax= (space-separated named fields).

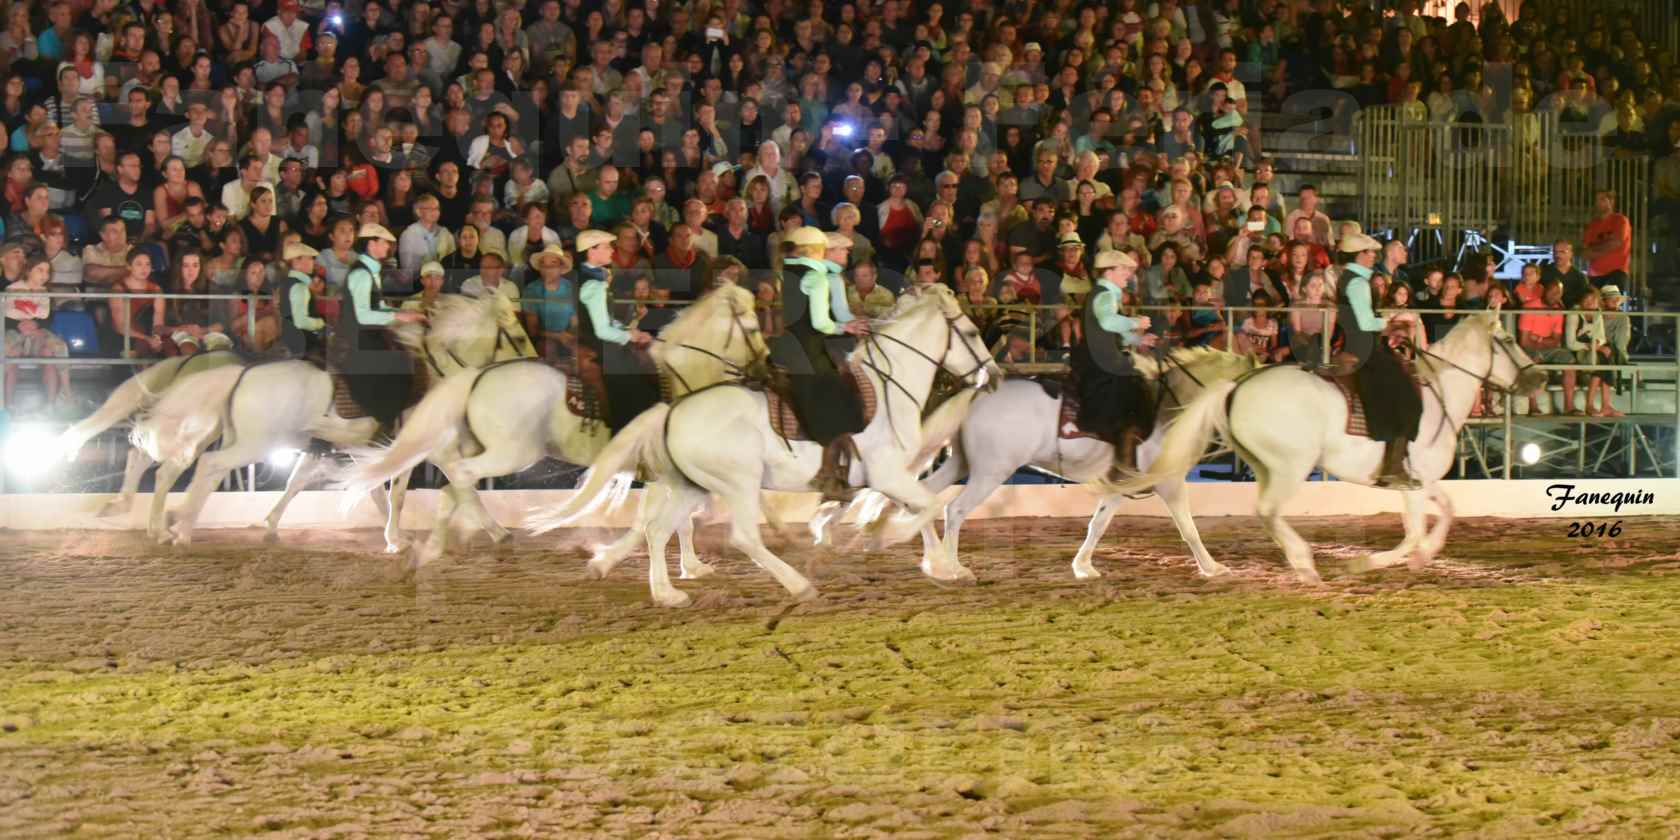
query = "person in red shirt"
xmin=1287 ymin=217 xmax=1330 ymax=271
xmin=1582 ymin=189 xmax=1631 ymax=289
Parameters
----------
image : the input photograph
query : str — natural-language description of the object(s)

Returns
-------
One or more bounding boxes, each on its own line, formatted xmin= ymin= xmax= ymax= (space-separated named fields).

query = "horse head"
xmin=652 ymin=276 xmax=769 ymax=396
xmin=871 ymin=283 xmax=1003 ymax=392
xmin=1432 ymin=310 xmax=1548 ymax=396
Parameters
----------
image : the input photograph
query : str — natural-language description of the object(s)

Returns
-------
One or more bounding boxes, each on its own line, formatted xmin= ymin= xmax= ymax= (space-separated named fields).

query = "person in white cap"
xmin=1074 ymin=249 xmax=1158 ymax=477
xmin=1335 ymin=231 xmax=1422 ymax=489
xmin=330 ymin=222 xmax=424 ymax=428
xmin=278 ymin=241 xmax=326 ymax=359
xmin=571 ymin=229 xmax=659 ymax=430
xmin=771 ymin=225 xmax=870 ymax=497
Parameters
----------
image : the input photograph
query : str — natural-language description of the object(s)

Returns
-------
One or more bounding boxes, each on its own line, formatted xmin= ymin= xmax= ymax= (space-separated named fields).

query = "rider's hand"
xmin=843 ymin=319 xmax=871 ymax=336
xmin=395 ymin=310 xmax=426 ymax=323
xmin=1139 ymin=333 xmax=1160 ymax=348
xmin=1135 ymin=315 xmax=1152 ymax=330
xmin=630 ymin=329 xmax=654 ymax=345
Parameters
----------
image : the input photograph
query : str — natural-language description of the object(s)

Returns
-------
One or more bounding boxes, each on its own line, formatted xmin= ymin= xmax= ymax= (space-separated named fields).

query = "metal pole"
xmin=1672 ymin=314 xmax=1679 ymax=472
xmin=1503 ymin=311 xmax=1514 ymax=480
xmin=0 ymin=290 xmax=8 ymax=495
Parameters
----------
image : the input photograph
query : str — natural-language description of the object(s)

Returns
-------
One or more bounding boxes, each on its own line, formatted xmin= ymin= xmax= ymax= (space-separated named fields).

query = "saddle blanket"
xmin=766 ymin=362 xmax=879 ymax=442
xmin=1317 ymin=370 xmax=1423 ymax=439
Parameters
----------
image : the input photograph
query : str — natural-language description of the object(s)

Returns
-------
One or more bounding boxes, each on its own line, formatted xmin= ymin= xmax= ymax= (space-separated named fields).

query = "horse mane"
xmin=1413 ymin=310 xmax=1498 ymax=385
xmin=652 ymin=278 xmax=756 ymax=361
xmin=423 ymin=294 xmax=503 ymax=348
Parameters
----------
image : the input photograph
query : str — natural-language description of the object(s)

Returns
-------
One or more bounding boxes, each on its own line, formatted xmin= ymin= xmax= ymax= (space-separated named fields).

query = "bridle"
xmin=1405 ymin=326 xmax=1539 ymax=443
xmin=652 ymin=287 xmax=766 ymax=397
xmin=855 ymin=305 xmax=994 ymax=443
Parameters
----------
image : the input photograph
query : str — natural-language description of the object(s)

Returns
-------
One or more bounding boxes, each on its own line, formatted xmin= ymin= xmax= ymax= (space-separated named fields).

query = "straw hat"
xmin=1058 ymin=232 xmax=1084 ymax=249
xmin=1093 ymin=250 xmax=1138 ymax=270
xmin=786 ymin=226 xmax=828 ymax=249
xmin=576 ymin=230 xmax=614 ymax=252
xmin=419 ymin=261 xmax=445 ymax=277
xmin=1341 ymin=232 xmax=1383 ymax=252
xmin=357 ymin=223 xmax=396 ymax=242
xmin=1599 ymin=284 xmax=1623 ymax=298
xmin=529 ymin=242 xmax=573 ymax=269
xmin=283 ymin=242 xmax=319 ymax=260
xmin=825 ymin=232 xmax=854 ymax=250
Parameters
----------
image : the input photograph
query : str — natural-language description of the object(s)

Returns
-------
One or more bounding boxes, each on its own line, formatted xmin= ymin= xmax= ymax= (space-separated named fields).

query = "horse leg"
xmin=100 ymin=449 xmax=150 ymax=518
xmin=1070 ymin=493 xmax=1122 ymax=580
xmin=1416 ymin=484 xmax=1455 ymax=567
xmin=719 ymin=482 xmax=817 ymax=602
xmin=414 ymin=482 xmax=462 ymax=569
xmin=644 ymin=483 xmax=707 ymax=607
xmin=1352 ymin=489 xmax=1427 ymax=573
xmin=1253 ymin=465 xmax=1319 ymax=584
xmin=147 ymin=461 xmax=186 ymax=543
xmin=676 ymin=513 xmax=714 ymax=579
xmin=383 ymin=468 xmax=412 ymax=554
xmin=924 ymin=466 xmax=1006 ymax=582
xmin=170 ymin=445 xmax=261 ymax=548
xmin=263 ymin=452 xmax=321 ymax=543
xmin=1156 ymin=476 xmax=1230 ymax=578
xmin=808 ymin=500 xmax=843 ymax=547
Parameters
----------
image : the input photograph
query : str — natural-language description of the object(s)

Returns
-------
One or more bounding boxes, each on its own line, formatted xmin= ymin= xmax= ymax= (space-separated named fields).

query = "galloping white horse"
xmin=58 ymin=349 xmax=243 ymax=528
xmin=1106 ymin=312 xmax=1546 ymax=582
xmin=129 ymin=293 xmax=533 ymax=546
xmin=528 ymin=284 xmax=1002 ymax=607
xmin=857 ymin=347 xmax=1261 ymax=580
xmin=338 ymin=278 xmax=770 ymax=571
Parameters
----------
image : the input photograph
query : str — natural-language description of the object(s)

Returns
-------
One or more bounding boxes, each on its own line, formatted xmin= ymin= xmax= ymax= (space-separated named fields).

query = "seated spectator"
xmin=110 ymin=250 xmax=166 ymax=357
xmin=461 ymin=251 xmax=519 ymax=304
xmin=1236 ymin=291 xmax=1286 ymax=361
xmin=1517 ymin=279 xmax=1572 ymax=415
xmin=3 ymin=256 xmax=72 ymax=412
xmin=1180 ymin=282 xmax=1227 ymax=349
xmin=522 ymin=244 xmax=575 ymax=362
xmin=846 ymin=261 xmax=895 ymax=319
xmin=163 ymin=249 xmax=226 ymax=356
xmin=227 ymin=259 xmax=278 ymax=351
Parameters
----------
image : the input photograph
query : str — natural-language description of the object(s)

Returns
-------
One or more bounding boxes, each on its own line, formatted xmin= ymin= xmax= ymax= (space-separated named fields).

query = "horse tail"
xmin=524 ymin=404 xmax=671 ymax=534
xmin=59 ymin=359 xmax=184 ymax=457
xmin=335 ymin=368 xmax=478 ymax=505
xmin=131 ymin=364 xmax=246 ymax=468
xmin=1099 ymin=379 xmax=1236 ymax=496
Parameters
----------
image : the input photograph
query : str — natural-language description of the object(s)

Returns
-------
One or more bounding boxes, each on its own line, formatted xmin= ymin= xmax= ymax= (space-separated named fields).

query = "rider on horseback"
xmin=1074 ymin=249 xmax=1159 ymax=481
xmin=330 ymin=223 xmax=425 ymax=430
xmin=1334 ymin=233 xmax=1423 ymax=489
xmin=278 ymin=242 xmax=327 ymax=360
xmin=573 ymin=229 xmax=662 ymax=431
xmin=771 ymin=225 xmax=871 ymax=499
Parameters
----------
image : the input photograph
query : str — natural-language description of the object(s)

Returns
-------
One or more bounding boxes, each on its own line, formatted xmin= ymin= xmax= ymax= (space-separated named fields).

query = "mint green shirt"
xmin=788 ymin=257 xmax=850 ymax=336
xmin=287 ymin=271 xmax=324 ymax=331
xmin=1090 ymin=279 xmax=1146 ymax=346
xmin=578 ymin=272 xmax=631 ymax=345
xmin=348 ymin=254 xmax=395 ymax=326
xmin=1340 ymin=262 xmax=1386 ymax=331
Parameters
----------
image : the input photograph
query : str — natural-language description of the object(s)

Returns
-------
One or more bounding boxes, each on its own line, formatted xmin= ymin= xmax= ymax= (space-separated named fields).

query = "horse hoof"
xmin=1197 ymin=562 xmax=1233 ymax=578
xmin=384 ymin=539 xmax=410 ymax=555
xmin=262 ymin=530 xmax=280 ymax=545
xmin=97 ymin=502 xmax=129 ymax=518
xmin=491 ymin=530 xmax=514 ymax=546
xmin=652 ymin=588 xmax=692 ymax=608
xmin=679 ymin=561 xmax=716 ymax=580
xmin=1406 ymin=552 xmax=1430 ymax=572
xmin=1072 ymin=563 xmax=1103 ymax=580
xmin=1346 ymin=556 xmax=1373 ymax=575
xmin=583 ymin=560 xmax=611 ymax=581
xmin=1293 ymin=568 xmax=1323 ymax=585
xmin=790 ymin=584 xmax=821 ymax=604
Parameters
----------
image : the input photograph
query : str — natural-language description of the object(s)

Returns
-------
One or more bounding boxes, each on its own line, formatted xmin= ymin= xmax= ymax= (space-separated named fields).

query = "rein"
xmin=1404 ymin=330 xmax=1538 ymax=444
xmin=854 ymin=309 xmax=992 ymax=445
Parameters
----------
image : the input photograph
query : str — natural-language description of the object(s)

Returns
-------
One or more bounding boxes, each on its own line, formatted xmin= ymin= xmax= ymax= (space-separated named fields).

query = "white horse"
xmin=58 ymin=350 xmax=243 ymax=530
xmin=527 ymin=284 xmax=1002 ymax=607
xmin=1105 ymin=312 xmax=1546 ymax=582
xmin=128 ymin=293 xmax=533 ymax=546
xmin=337 ymin=278 xmax=771 ymax=572
xmin=856 ymin=347 xmax=1261 ymax=580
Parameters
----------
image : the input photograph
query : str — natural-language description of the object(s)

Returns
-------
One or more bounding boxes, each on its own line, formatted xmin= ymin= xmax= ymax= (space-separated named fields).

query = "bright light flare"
xmin=3 ymin=422 xmax=65 ymax=479
xmin=1520 ymin=443 xmax=1541 ymax=465
xmin=268 ymin=448 xmax=301 ymax=468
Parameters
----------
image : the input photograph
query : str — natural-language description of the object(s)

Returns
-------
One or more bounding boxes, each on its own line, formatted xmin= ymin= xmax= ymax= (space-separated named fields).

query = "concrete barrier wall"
xmin=2 ymin=479 xmax=1673 ymax=531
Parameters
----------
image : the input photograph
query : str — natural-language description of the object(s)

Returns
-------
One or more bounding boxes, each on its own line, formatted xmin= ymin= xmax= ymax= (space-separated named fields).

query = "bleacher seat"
xmin=50 ymin=310 xmax=100 ymax=357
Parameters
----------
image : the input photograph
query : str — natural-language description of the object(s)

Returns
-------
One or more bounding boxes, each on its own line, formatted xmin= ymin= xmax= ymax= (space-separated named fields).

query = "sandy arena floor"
xmin=3 ymin=515 xmax=1680 ymax=838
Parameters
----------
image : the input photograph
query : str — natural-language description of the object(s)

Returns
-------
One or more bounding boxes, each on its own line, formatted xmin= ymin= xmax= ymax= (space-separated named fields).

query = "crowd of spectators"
xmin=0 ymin=0 xmax=1672 ymax=416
